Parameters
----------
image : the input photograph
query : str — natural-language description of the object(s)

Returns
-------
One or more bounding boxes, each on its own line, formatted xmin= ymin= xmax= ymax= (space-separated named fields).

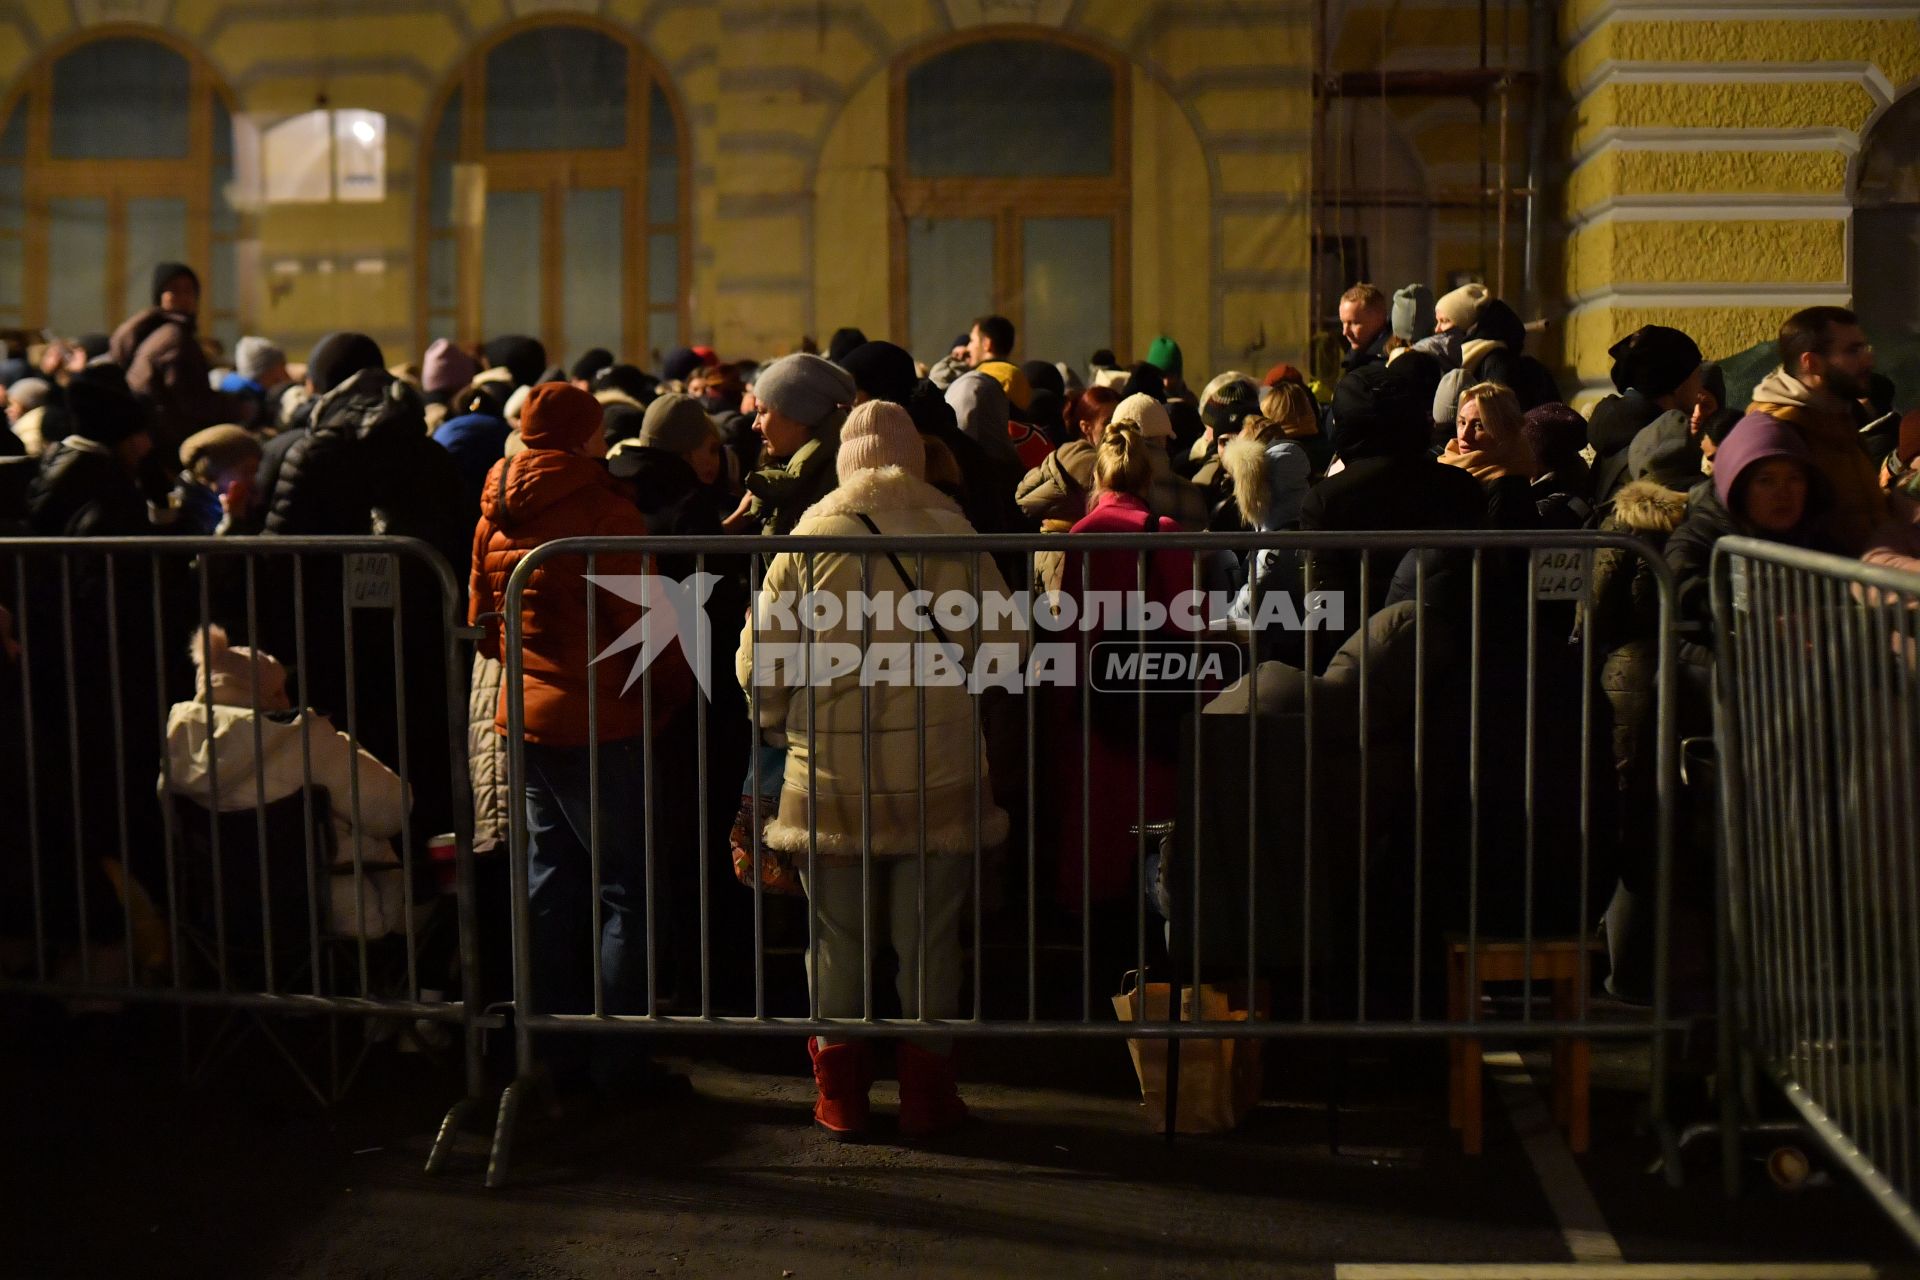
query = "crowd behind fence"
xmin=2 ymin=526 xmax=1915 ymax=1244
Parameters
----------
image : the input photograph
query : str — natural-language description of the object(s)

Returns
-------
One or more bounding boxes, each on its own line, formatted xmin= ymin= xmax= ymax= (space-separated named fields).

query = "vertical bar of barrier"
xmin=291 ymin=555 xmax=323 ymax=995
xmin=149 ymin=554 xmax=181 ymax=994
xmin=586 ymin=551 xmax=603 ymax=1017
xmin=1854 ymin=585 xmax=1896 ymax=1183
xmin=1189 ymin=552 xmax=1203 ymax=1017
xmin=1647 ymin=535 xmax=1677 ymax=1139
xmin=243 ymin=556 xmax=275 ymax=992
xmin=969 ymin=551 xmax=982 ymax=1026
xmin=1136 ymin=547 xmax=1148 ymax=1018
xmin=805 ymin=549 xmax=822 ymax=1025
xmin=1026 ymin=548 xmax=1038 ymax=1022
xmin=340 ymin=565 xmax=369 ymax=995
xmin=15 ymin=556 xmax=46 ymax=981
xmin=436 ymin=546 xmax=485 ymax=1108
xmin=61 ymin=556 xmax=93 ymax=984
xmin=1357 ymin=553 xmax=1371 ymax=1019
xmin=190 ymin=558 xmax=221 ymax=991
xmin=1297 ymin=552 xmax=1311 ymax=1016
xmin=915 ymin=548 xmax=930 ymax=1032
xmin=1412 ymin=553 xmax=1426 ymax=1018
xmin=1466 ymin=550 xmax=1482 ymax=1027
xmin=1753 ymin=559 xmax=1797 ymax=1069
xmin=1080 ymin=550 xmax=1092 ymax=1020
xmin=855 ymin=548 xmax=871 ymax=1028
xmin=640 ymin=552 xmax=657 ymax=1022
xmin=1523 ymin=550 xmax=1537 ymax=1021
xmin=102 ymin=556 xmax=135 ymax=987
xmin=1887 ymin=592 xmax=1920 ymax=1197
xmin=505 ymin=557 xmax=534 ymax=1096
xmin=389 ymin=558 xmax=418 ymax=999
xmin=749 ymin=550 xmax=766 ymax=1021
xmin=1577 ymin=549 xmax=1594 ymax=1029
xmin=1711 ymin=547 xmax=1750 ymax=1196
xmin=1825 ymin=574 xmax=1865 ymax=1151
xmin=695 ymin=552 xmax=712 ymax=1020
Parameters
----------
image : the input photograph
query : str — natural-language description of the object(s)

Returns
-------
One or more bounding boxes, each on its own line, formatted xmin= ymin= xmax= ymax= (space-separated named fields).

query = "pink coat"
xmin=1049 ymin=491 xmax=1203 ymax=907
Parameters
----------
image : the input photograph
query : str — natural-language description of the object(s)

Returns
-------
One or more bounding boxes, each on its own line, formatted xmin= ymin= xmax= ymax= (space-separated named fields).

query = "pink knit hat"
xmin=836 ymin=400 xmax=924 ymax=482
xmin=422 ymin=338 xmax=479 ymax=395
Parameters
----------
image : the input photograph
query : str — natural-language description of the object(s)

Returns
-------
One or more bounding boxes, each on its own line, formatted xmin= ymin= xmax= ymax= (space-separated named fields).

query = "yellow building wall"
xmin=1560 ymin=3 xmax=1920 ymax=409
xmin=0 ymin=0 xmax=1311 ymax=380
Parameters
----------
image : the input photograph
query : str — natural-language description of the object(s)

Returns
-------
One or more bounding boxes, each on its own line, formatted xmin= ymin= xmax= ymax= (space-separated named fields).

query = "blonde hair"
xmin=1458 ymin=381 xmax=1527 ymax=449
xmin=1258 ymin=381 xmax=1320 ymax=439
xmin=1092 ymin=423 xmax=1153 ymax=497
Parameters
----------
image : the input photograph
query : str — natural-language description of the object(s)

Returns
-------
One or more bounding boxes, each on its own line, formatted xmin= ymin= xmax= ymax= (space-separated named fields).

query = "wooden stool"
xmin=1446 ymin=937 xmax=1601 ymax=1155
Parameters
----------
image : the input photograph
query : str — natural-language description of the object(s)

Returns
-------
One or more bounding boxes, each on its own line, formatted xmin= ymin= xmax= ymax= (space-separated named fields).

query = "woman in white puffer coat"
xmin=162 ymin=625 xmax=410 ymax=939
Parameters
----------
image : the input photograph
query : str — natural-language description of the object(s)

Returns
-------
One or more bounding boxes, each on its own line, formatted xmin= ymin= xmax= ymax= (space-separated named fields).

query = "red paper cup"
xmin=427 ymin=833 xmax=458 ymax=895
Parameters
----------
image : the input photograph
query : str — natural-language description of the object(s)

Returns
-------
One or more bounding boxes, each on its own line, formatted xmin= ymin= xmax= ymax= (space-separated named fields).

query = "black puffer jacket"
xmin=265 ymin=367 xmax=470 ymax=568
xmin=26 ymin=438 xmax=150 ymax=538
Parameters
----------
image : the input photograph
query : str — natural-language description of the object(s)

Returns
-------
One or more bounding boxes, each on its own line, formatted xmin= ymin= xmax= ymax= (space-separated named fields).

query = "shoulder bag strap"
xmin=853 ymin=512 xmax=957 ymax=650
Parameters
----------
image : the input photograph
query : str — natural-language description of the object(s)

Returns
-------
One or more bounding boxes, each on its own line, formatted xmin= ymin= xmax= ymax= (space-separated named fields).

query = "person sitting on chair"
xmin=163 ymin=624 xmax=410 ymax=940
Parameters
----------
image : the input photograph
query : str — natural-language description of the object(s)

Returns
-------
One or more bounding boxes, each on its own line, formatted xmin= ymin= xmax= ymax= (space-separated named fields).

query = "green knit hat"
xmin=1144 ymin=335 xmax=1182 ymax=378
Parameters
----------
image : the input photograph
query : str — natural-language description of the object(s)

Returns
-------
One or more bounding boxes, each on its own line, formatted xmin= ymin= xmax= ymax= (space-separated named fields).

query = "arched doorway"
xmin=889 ymin=31 xmax=1131 ymax=367
xmin=0 ymin=29 xmax=243 ymax=347
xmin=1853 ymin=90 xmax=1920 ymax=401
xmin=417 ymin=18 xmax=689 ymax=365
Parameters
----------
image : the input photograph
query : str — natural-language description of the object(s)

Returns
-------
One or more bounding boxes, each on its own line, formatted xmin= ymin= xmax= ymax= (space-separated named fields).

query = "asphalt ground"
xmin=3 ymin=999 xmax=1913 ymax=1279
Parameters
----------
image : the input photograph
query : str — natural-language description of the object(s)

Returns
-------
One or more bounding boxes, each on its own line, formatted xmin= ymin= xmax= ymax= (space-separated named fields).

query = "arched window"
xmin=0 ymin=32 xmax=242 ymax=346
xmin=1852 ymin=91 xmax=1920 ymax=399
xmin=891 ymin=35 xmax=1130 ymax=366
xmin=419 ymin=20 xmax=687 ymax=365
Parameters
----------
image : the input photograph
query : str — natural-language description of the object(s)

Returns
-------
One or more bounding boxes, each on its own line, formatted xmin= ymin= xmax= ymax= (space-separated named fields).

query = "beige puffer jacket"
xmin=736 ymin=465 xmax=1018 ymax=860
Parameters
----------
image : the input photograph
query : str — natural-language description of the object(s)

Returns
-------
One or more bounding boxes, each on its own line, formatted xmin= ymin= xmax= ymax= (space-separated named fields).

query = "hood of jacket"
xmin=27 ymin=437 xmax=140 ymax=534
xmin=1588 ymin=388 xmax=1662 ymax=457
xmin=482 ymin=448 xmax=623 ymax=529
xmin=1607 ymin=477 xmax=1690 ymax=536
xmin=310 ymin=366 xmax=426 ymax=444
xmin=108 ymin=306 xmax=190 ymax=367
xmin=165 ymin=701 xmax=307 ymax=801
xmin=1750 ymin=366 xmax=1848 ymax=419
xmin=1222 ymin=434 xmax=1310 ymax=530
xmin=797 ymin=463 xmax=964 ymax=526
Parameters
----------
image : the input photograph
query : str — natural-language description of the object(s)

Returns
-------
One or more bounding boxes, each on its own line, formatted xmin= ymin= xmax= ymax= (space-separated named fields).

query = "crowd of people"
xmin=3 ymin=261 xmax=1918 ymax=1142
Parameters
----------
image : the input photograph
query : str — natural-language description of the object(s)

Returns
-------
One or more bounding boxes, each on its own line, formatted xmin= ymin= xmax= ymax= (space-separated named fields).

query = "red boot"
xmin=897 ymin=1042 xmax=968 ymax=1141
xmin=808 ymin=1037 xmax=871 ymax=1140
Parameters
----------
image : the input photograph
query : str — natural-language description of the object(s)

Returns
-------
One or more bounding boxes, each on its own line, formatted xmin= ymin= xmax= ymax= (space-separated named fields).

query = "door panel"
xmin=906 ymin=216 xmax=994 ymax=364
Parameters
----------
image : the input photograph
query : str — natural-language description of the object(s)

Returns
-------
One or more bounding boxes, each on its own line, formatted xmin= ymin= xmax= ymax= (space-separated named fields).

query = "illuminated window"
xmin=262 ymin=108 xmax=387 ymax=204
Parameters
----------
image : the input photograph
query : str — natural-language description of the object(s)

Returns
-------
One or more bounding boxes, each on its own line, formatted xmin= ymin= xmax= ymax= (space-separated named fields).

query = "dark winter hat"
xmin=518 ymin=382 xmax=603 ymax=452
xmin=1698 ymin=361 xmax=1727 ymax=412
xmin=63 ymin=365 xmax=149 ymax=447
xmin=594 ymin=363 xmax=658 ymax=405
xmin=1522 ymin=402 xmax=1588 ymax=474
xmin=826 ymin=327 xmax=868 ymax=366
xmin=839 ymin=341 xmax=918 ymax=406
xmin=1120 ymin=361 xmax=1166 ymax=403
xmin=661 ymin=346 xmax=705 ymax=384
xmin=1202 ymin=378 xmax=1261 ymax=434
xmin=570 ymin=347 xmax=615 ymax=384
xmin=754 ymin=352 xmax=855 ymax=429
xmin=1330 ymin=361 xmax=1426 ymax=460
xmin=1020 ymin=359 xmax=1065 ymax=399
xmin=151 ymin=261 xmax=199 ymax=307
xmin=1468 ymin=298 xmax=1527 ymax=352
xmin=600 ymin=402 xmax=645 ymax=451
xmin=637 ymin=392 xmax=720 ymax=454
xmin=306 ymin=331 xmax=386 ymax=395
xmin=1607 ymin=325 xmax=1702 ymax=399
xmin=482 ymin=334 xmax=548 ymax=388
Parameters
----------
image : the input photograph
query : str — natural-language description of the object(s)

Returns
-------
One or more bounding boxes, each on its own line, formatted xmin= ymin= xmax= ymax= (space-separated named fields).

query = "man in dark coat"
xmin=1587 ymin=325 xmax=1704 ymax=507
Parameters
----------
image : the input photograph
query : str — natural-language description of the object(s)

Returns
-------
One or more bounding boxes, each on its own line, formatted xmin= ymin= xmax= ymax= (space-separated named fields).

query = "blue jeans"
xmin=523 ymin=736 xmax=659 ymax=1026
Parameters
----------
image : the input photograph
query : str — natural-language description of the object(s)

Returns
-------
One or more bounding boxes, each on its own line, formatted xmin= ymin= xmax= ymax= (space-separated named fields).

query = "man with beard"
xmin=1746 ymin=306 xmax=1885 ymax=553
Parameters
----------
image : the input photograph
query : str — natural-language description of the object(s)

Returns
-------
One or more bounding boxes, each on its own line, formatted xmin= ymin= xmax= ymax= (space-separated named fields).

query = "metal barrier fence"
xmin=1711 ymin=536 xmax=1920 ymax=1248
xmin=489 ymin=529 xmax=1688 ymax=1186
xmin=0 ymin=536 xmax=486 ymax=1165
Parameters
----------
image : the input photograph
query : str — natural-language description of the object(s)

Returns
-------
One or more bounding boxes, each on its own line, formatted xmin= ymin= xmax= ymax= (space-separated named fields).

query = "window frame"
xmin=414 ymin=15 xmax=690 ymax=361
xmin=0 ymin=26 xmax=243 ymax=341
xmin=887 ymin=28 xmax=1132 ymax=360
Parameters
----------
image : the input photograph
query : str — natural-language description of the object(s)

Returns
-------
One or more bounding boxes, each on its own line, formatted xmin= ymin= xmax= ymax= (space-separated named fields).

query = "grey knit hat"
xmin=234 ymin=336 xmax=284 ymax=383
xmin=637 ymin=392 xmax=719 ymax=454
xmin=1391 ymin=284 xmax=1435 ymax=341
xmin=753 ymin=352 xmax=855 ymax=429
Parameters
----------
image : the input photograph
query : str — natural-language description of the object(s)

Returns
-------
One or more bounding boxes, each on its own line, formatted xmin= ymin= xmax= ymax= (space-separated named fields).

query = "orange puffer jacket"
xmin=469 ymin=448 xmax=691 ymax=746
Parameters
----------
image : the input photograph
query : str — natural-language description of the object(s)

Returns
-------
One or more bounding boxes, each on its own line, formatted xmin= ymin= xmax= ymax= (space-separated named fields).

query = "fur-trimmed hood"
xmin=795 ymin=463 xmax=965 ymax=526
xmin=1606 ymin=477 xmax=1689 ymax=536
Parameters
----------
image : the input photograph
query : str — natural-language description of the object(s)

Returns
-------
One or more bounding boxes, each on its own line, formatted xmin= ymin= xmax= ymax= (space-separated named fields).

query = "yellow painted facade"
xmin=2 ymin=0 xmax=1916 ymax=398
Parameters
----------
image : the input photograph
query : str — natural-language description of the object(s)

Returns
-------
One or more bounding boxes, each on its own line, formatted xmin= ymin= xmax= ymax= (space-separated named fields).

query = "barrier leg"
xmin=426 ymin=1097 xmax=480 ymax=1175
xmin=487 ymin=1076 xmax=526 ymax=1190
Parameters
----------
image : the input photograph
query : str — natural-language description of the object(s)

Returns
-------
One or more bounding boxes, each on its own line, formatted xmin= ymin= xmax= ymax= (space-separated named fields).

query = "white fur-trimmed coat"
xmin=735 ymin=466 xmax=1014 ymax=860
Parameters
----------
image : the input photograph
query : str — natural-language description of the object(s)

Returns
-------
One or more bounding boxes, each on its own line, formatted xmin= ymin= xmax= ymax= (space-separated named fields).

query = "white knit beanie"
xmin=1435 ymin=283 xmax=1490 ymax=331
xmin=1112 ymin=392 xmax=1173 ymax=440
xmin=836 ymin=400 xmax=925 ymax=482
